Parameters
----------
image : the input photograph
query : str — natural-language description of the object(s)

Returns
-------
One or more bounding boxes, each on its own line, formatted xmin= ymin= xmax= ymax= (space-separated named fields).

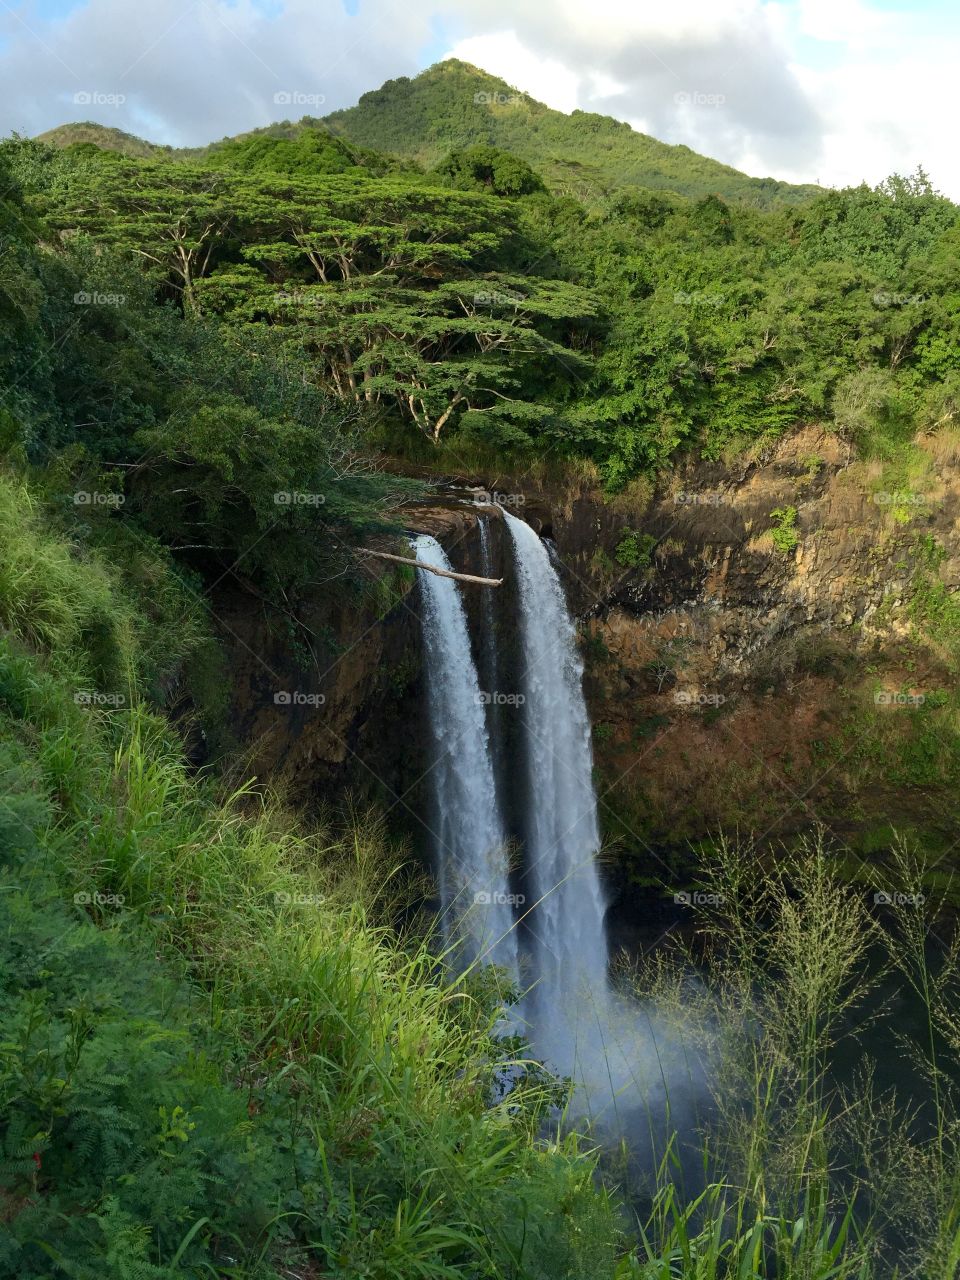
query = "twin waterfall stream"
xmin=412 ymin=509 xmax=650 ymax=1136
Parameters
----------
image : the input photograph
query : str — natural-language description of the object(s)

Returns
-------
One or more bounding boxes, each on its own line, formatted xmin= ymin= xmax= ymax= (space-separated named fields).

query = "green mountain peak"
xmin=320 ymin=59 xmax=819 ymax=206
xmin=35 ymin=59 xmax=820 ymax=206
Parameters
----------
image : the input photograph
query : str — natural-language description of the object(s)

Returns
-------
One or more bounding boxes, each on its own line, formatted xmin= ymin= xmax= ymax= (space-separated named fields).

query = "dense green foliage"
xmin=0 ymin=120 xmax=628 ymax=1280
xmin=532 ymin=166 xmax=960 ymax=486
xmin=200 ymin=128 xmax=411 ymax=178
xmin=8 ymin=139 xmax=599 ymax=453
xmin=20 ymin=105 xmax=960 ymax=490
xmin=0 ymin=140 xmax=417 ymax=609
xmin=433 ymin=144 xmax=546 ymax=196
xmin=7 ymin=63 xmax=960 ymax=1278
xmin=0 ymin=473 xmax=627 ymax=1277
xmin=323 ymin=60 xmax=820 ymax=206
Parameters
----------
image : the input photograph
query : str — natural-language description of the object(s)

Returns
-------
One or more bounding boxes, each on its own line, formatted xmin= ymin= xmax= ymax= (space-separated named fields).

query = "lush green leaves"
xmin=433 ymin=144 xmax=546 ymax=196
xmin=8 ymin=129 xmax=960 ymax=499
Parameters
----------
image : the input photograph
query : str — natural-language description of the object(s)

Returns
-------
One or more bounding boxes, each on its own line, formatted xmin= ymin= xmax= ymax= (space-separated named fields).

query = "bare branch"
xmin=361 ymin=549 xmax=502 ymax=587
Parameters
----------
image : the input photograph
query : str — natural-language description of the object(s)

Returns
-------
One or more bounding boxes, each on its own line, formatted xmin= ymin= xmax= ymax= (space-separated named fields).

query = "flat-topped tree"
xmin=195 ymin=173 xmax=598 ymax=443
xmin=230 ymin=174 xmax=511 ymax=285
xmin=47 ymin=160 xmax=238 ymax=313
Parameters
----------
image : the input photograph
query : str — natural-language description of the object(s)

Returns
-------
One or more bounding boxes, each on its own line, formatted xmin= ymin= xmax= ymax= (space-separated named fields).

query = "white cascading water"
xmin=477 ymin=515 xmax=495 ymax=612
xmin=416 ymin=517 xmax=705 ymax=1155
xmin=411 ymin=534 xmax=518 ymax=975
xmin=501 ymin=511 xmax=611 ymax=1073
xmin=502 ymin=513 xmax=707 ymax=1157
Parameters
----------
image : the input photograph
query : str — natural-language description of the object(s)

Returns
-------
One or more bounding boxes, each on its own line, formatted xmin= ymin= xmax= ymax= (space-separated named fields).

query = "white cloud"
xmin=787 ymin=47 xmax=957 ymax=192
xmin=771 ymin=2 xmax=960 ymax=192
xmin=0 ymin=0 xmax=958 ymax=199
xmin=0 ymin=0 xmax=434 ymax=144
xmin=446 ymin=32 xmax=581 ymax=113
xmin=444 ymin=1 xmax=823 ymax=177
xmin=793 ymin=0 xmax=894 ymax=46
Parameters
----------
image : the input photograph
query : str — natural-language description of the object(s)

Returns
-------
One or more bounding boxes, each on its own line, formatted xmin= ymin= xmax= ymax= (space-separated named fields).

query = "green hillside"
xmin=8 ymin=46 xmax=960 ymax=1280
xmin=38 ymin=117 xmax=414 ymax=177
xmin=322 ymin=59 xmax=822 ymax=207
xmin=37 ymin=59 xmax=820 ymax=206
xmin=36 ymin=121 xmax=162 ymax=158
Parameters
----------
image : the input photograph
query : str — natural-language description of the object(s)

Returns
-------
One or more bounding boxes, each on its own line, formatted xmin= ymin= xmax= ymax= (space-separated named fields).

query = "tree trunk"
xmin=361 ymin=549 xmax=502 ymax=586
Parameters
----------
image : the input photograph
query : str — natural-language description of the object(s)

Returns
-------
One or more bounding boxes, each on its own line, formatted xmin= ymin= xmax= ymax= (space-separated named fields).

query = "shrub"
xmin=769 ymin=505 xmax=800 ymax=554
xmin=615 ymin=531 xmax=657 ymax=569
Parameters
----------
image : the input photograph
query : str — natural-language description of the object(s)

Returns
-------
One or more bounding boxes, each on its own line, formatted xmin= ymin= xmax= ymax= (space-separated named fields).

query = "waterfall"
xmin=501 ymin=512 xmax=609 ymax=1064
xmin=500 ymin=513 xmax=711 ymax=1159
xmin=411 ymin=534 xmax=518 ymax=975
xmin=476 ymin=517 xmax=501 ymax=734
xmin=477 ymin=515 xmax=495 ymax=606
xmin=415 ymin=516 xmax=706 ymax=1159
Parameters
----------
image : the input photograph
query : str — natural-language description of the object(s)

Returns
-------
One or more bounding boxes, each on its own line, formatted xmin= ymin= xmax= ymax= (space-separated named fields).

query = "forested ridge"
xmin=15 ymin=81 xmax=960 ymax=491
xmin=321 ymin=59 xmax=824 ymax=206
xmin=3 ymin=59 xmax=960 ymax=1278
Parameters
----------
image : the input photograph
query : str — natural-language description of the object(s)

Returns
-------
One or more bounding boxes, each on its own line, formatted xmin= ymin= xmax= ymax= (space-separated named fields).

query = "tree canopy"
xmin=5 ymin=127 xmax=958 ymax=494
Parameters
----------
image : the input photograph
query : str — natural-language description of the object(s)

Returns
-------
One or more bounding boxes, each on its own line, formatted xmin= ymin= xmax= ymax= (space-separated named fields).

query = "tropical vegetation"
xmin=3 ymin=58 xmax=960 ymax=1277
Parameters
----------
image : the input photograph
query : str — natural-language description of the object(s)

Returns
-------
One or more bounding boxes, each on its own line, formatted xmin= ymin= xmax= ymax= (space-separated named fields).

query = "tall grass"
xmin=621 ymin=831 xmax=960 ymax=1278
xmin=5 ymin=466 xmax=960 ymax=1277
xmin=0 ymin=469 xmax=624 ymax=1276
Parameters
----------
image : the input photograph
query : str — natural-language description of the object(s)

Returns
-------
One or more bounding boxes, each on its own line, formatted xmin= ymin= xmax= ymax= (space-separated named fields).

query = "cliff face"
xmin=212 ymin=424 xmax=960 ymax=882
xmin=208 ymin=499 xmax=495 ymax=820
xmin=533 ymin=425 xmax=960 ymax=872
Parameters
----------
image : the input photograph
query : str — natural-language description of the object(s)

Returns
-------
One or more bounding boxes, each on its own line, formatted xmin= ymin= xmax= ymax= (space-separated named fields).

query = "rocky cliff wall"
xmin=208 ymin=500 xmax=495 ymax=830
xmin=211 ymin=423 xmax=960 ymax=890
xmin=530 ymin=426 xmax=960 ymax=879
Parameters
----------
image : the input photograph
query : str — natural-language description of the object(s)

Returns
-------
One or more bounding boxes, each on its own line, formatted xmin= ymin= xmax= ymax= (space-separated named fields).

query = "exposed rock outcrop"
xmin=211 ymin=424 xmax=960 ymax=885
xmin=535 ymin=426 xmax=960 ymax=867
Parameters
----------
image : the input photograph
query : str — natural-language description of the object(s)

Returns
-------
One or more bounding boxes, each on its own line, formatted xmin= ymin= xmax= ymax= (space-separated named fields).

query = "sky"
xmin=0 ymin=0 xmax=956 ymax=197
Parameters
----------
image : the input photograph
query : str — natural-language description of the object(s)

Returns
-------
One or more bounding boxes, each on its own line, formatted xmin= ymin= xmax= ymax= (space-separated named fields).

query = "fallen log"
xmin=361 ymin=549 xmax=503 ymax=587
